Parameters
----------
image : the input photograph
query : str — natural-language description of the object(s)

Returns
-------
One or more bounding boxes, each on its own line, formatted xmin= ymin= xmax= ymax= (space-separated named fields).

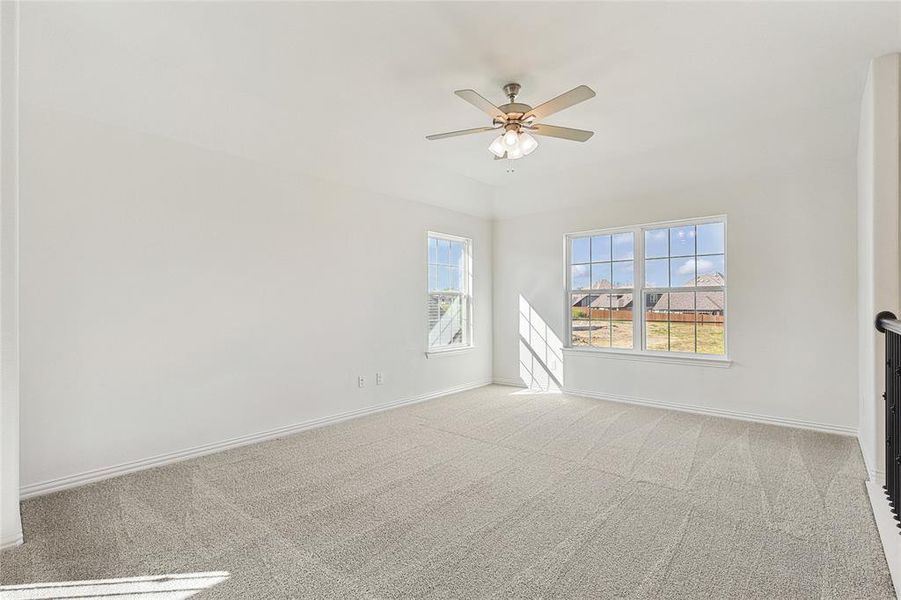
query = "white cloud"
xmin=677 ymin=257 xmax=713 ymax=275
xmin=573 ymin=264 xmax=590 ymax=278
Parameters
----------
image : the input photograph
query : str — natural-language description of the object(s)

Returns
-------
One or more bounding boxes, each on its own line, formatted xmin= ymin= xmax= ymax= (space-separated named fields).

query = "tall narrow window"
xmin=428 ymin=232 xmax=472 ymax=351
xmin=566 ymin=217 xmax=726 ymax=358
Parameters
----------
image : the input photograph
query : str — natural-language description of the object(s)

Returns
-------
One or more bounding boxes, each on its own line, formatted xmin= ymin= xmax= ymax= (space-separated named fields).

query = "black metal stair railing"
xmin=875 ymin=310 xmax=901 ymax=531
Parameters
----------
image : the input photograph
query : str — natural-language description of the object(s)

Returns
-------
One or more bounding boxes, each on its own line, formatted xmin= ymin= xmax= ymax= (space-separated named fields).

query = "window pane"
xmin=589 ymin=294 xmax=610 ymax=348
xmin=611 ymin=301 xmax=632 ymax=349
xmin=447 ymin=267 xmax=461 ymax=291
xmin=697 ymin=291 xmax=724 ymax=354
xmin=697 ymin=323 xmax=725 ymax=355
xmin=670 ymin=322 xmax=696 ymax=352
xmin=591 ymin=321 xmax=611 ymax=347
xmin=612 ymin=261 xmax=634 ymax=288
xmin=697 ymin=222 xmax=725 ymax=255
xmin=646 ymin=322 xmax=669 ymax=351
xmin=645 ymin=259 xmax=669 ymax=287
xmin=670 ymin=257 xmax=696 ymax=287
xmin=613 ymin=232 xmax=634 ymax=260
xmin=591 ymin=262 xmax=611 ymax=289
xmin=645 ymin=228 xmax=668 ymax=259
xmin=428 ymin=264 xmax=438 ymax=291
xmin=645 ymin=292 xmax=668 ymax=350
xmin=570 ymin=294 xmax=590 ymax=346
xmin=571 ymin=264 xmax=590 ymax=290
xmin=667 ymin=292 xmax=695 ymax=321
xmin=670 ymin=225 xmax=695 ymax=257
xmin=592 ymin=293 xmax=612 ymax=321
xmin=438 ymin=239 xmax=451 ymax=264
xmin=449 ymin=241 xmax=464 ymax=268
xmin=428 ymin=237 xmax=438 ymax=264
xmin=612 ymin=321 xmax=632 ymax=349
xmin=698 ymin=291 xmax=725 ymax=317
xmin=591 ymin=235 xmax=611 ymax=262
xmin=572 ymin=237 xmax=590 ymax=264
xmin=646 ymin=292 xmax=667 ymax=314
xmin=436 ymin=266 xmax=462 ymax=291
xmin=428 ymin=294 xmax=464 ymax=347
xmin=696 ymin=254 xmax=725 ymax=285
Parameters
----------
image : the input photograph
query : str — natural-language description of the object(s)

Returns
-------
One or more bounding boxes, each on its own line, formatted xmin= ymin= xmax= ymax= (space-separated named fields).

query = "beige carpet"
xmin=0 ymin=385 xmax=894 ymax=598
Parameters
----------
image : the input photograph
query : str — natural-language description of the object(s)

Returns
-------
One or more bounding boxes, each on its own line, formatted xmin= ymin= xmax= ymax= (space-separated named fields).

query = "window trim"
xmin=564 ymin=215 xmax=728 ymax=362
xmin=426 ymin=231 xmax=473 ymax=354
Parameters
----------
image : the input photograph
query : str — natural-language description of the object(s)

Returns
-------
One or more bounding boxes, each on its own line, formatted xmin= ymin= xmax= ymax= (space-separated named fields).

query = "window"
xmin=566 ymin=217 xmax=726 ymax=357
xmin=427 ymin=232 xmax=472 ymax=351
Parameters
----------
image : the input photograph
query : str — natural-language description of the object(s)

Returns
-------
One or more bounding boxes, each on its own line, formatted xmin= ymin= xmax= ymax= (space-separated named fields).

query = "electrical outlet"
xmin=358 ymin=376 xmax=365 ymax=388
xmin=376 ymin=372 xmax=384 ymax=385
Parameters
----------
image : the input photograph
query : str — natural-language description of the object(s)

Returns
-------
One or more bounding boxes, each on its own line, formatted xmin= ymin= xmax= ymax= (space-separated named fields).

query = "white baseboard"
xmin=866 ymin=480 xmax=901 ymax=595
xmin=563 ymin=387 xmax=858 ymax=437
xmin=492 ymin=377 xmax=528 ymax=388
xmin=860 ymin=436 xmax=878 ymax=482
xmin=20 ymin=380 xmax=492 ymax=500
xmin=1 ymin=531 xmax=23 ymax=550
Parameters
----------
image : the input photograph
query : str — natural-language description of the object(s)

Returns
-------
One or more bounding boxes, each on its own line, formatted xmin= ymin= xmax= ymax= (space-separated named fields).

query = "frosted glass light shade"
xmin=519 ymin=132 xmax=538 ymax=155
xmin=488 ymin=135 xmax=506 ymax=158
xmin=506 ymin=145 xmax=524 ymax=160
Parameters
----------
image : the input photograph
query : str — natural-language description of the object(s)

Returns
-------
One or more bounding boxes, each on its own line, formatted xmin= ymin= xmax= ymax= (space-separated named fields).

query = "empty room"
xmin=1 ymin=1 xmax=901 ymax=598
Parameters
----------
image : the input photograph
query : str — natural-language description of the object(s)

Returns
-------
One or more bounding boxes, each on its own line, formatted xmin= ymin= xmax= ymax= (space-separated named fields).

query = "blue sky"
xmin=571 ymin=222 xmax=725 ymax=289
xmin=429 ymin=237 xmax=465 ymax=291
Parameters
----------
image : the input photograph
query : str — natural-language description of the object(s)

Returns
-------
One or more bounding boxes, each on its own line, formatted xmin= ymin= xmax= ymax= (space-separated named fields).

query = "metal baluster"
xmin=875 ymin=311 xmax=901 ymax=533
xmin=885 ymin=331 xmax=901 ymax=521
xmin=886 ymin=346 xmax=893 ymax=503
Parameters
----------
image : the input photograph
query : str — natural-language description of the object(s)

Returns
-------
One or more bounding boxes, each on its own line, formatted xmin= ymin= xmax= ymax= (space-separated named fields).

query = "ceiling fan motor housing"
xmin=498 ymin=103 xmax=532 ymax=118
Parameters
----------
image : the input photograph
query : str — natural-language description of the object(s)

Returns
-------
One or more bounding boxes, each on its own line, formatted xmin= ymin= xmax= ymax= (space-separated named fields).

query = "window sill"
xmin=425 ymin=345 xmax=476 ymax=359
xmin=562 ymin=346 xmax=732 ymax=368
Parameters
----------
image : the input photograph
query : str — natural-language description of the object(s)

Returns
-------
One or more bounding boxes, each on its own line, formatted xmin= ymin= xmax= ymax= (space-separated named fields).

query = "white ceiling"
xmin=19 ymin=2 xmax=901 ymax=218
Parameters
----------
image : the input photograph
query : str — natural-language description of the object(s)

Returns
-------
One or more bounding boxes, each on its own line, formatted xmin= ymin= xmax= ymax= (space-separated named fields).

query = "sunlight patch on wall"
xmin=518 ymin=295 xmax=563 ymax=391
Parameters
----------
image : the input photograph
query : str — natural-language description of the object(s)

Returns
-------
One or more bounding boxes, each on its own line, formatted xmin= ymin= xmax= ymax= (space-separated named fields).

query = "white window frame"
xmin=563 ymin=215 xmax=729 ymax=366
xmin=426 ymin=231 xmax=473 ymax=356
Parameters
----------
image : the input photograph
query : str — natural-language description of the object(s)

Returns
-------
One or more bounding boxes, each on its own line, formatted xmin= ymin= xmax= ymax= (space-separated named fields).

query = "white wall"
xmin=858 ymin=54 xmax=901 ymax=479
xmin=493 ymin=157 xmax=859 ymax=432
xmin=18 ymin=106 xmax=492 ymax=490
xmin=0 ymin=0 xmax=24 ymax=548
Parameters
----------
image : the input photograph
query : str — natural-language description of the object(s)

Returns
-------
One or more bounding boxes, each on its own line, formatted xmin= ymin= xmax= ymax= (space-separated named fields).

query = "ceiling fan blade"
xmin=524 ymin=85 xmax=596 ymax=121
xmin=426 ymin=126 xmax=499 ymax=141
xmin=454 ymin=89 xmax=507 ymax=121
xmin=529 ymin=124 xmax=594 ymax=142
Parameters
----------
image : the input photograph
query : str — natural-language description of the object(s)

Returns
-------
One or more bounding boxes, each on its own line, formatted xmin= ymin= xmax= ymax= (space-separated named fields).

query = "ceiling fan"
xmin=426 ymin=83 xmax=595 ymax=160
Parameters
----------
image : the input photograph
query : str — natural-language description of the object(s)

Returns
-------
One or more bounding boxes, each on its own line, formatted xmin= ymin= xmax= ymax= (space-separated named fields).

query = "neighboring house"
xmin=572 ymin=274 xmax=724 ymax=312
xmin=572 ymin=293 xmax=634 ymax=310
xmin=572 ymin=279 xmax=634 ymax=310
xmin=652 ymin=273 xmax=725 ymax=314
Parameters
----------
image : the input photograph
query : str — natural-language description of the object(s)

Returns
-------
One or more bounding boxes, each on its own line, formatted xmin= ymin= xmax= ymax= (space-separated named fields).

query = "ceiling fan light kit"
xmin=426 ymin=82 xmax=596 ymax=161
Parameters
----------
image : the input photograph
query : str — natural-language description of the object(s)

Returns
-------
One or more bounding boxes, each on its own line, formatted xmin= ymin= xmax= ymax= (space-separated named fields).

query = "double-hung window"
xmin=566 ymin=217 xmax=726 ymax=357
xmin=427 ymin=232 xmax=472 ymax=351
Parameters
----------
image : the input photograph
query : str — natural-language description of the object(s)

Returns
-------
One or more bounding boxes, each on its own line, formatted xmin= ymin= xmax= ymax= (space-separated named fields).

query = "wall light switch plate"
xmin=376 ymin=372 xmax=384 ymax=385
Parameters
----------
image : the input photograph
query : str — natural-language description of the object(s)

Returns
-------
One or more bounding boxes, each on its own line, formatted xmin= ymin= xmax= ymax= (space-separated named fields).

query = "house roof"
xmin=652 ymin=273 xmax=725 ymax=311
xmin=572 ymin=273 xmax=723 ymax=310
xmin=572 ymin=293 xmax=633 ymax=308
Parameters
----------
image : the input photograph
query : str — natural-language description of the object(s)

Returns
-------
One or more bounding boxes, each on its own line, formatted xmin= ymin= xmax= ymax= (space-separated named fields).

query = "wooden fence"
xmin=572 ymin=308 xmax=724 ymax=323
